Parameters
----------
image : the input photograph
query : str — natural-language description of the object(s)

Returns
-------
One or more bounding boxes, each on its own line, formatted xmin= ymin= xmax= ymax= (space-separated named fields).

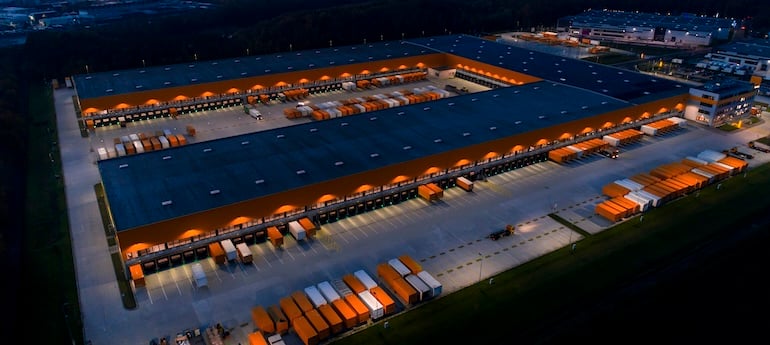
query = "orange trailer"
xmin=208 ymin=242 xmax=226 ymax=264
xmin=397 ymin=254 xmax=422 ymax=274
xmin=342 ymin=274 xmax=366 ymax=294
xmin=369 ymin=286 xmax=396 ymax=315
xmin=331 ymin=299 xmax=357 ymax=329
xmin=377 ymin=262 xmax=401 ymax=283
xmin=344 ymin=294 xmax=370 ymax=325
xmin=251 ymin=306 xmax=275 ymax=335
xmin=267 ymin=305 xmax=288 ymax=335
xmin=292 ymin=315 xmax=319 ymax=345
xmin=388 ymin=276 xmax=419 ymax=305
xmin=248 ymin=331 xmax=269 ymax=345
xmin=291 ymin=290 xmax=314 ymax=314
xmin=279 ymin=296 xmax=303 ymax=323
xmin=305 ymin=309 xmax=330 ymax=340
xmin=267 ymin=226 xmax=283 ymax=247
xmin=317 ymin=304 xmax=344 ymax=334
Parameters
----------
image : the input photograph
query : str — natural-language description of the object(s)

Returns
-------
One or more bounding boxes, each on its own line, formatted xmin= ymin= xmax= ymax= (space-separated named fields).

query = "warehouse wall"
xmin=80 ymin=54 xmax=447 ymax=114
xmin=117 ymin=94 xmax=687 ymax=257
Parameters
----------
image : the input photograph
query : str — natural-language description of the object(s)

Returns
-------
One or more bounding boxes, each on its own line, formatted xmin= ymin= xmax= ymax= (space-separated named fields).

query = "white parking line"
xmin=285 ymin=249 xmax=296 ymax=261
xmin=208 ymin=259 xmax=223 ymax=283
xmin=170 ymin=269 xmax=182 ymax=296
xmin=157 ymin=273 xmax=169 ymax=300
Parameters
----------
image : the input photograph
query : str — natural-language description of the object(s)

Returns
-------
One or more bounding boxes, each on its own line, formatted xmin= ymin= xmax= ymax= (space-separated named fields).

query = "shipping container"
xmin=305 ymin=309 xmax=330 ymax=340
xmin=279 ymin=297 xmax=303 ymax=323
xmin=220 ymin=239 xmax=237 ymax=262
xmin=342 ymin=274 xmax=367 ymax=294
xmin=404 ymin=274 xmax=431 ymax=302
xmin=416 ymin=270 xmax=442 ymax=297
xmin=267 ymin=333 xmax=283 ymax=345
xmin=186 ymin=125 xmax=196 ymax=136
xmin=248 ymin=331 xmax=269 ymax=345
xmin=291 ymin=291 xmax=314 ymax=313
xmin=317 ymin=281 xmax=341 ymax=302
xmin=97 ymin=147 xmax=108 ymax=161
xmin=288 ymin=221 xmax=307 ymax=241
xmin=317 ymin=304 xmax=344 ymax=334
xmin=150 ymin=137 xmax=162 ymax=151
xmin=298 ymin=217 xmax=317 ymax=237
xmin=377 ymin=262 xmax=402 ymax=283
xmin=115 ymin=143 xmax=126 ymax=157
xmin=133 ymin=140 xmax=145 ymax=154
xmin=304 ymin=285 xmax=327 ymax=308
xmin=129 ymin=264 xmax=145 ymax=287
xmin=236 ymin=242 xmax=253 ymax=263
xmin=357 ymin=290 xmax=384 ymax=319
xmin=456 ymin=176 xmax=474 ymax=192
xmin=331 ymin=299 xmax=357 ymax=329
xmin=176 ymin=134 xmax=187 ymax=145
xmin=251 ymin=306 xmax=275 ymax=335
xmin=268 ymin=305 xmax=289 ymax=335
xmin=208 ymin=242 xmax=226 ymax=265
xmin=343 ymin=294 xmax=370 ymax=324
xmin=158 ymin=135 xmax=170 ymax=149
xmin=387 ymin=258 xmax=411 ymax=277
xmin=369 ymin=286 xmax=396 ymax=315
xmin=292 ymin=316 xmax=318 ymax=345
xmin=191 ymin=262 xmax=207 ymax=288
xmin=331 ymin=279 xmax=353 ymax=297
xmin=354 ymin=270 xmax=377 ymax=290
xmin=267 ymin=226 xmax=283 ymax=247
xmin=167 ymin=134 xmax=179 ymax=147
xmin=397 ymin=254 xmax=422 ymax=274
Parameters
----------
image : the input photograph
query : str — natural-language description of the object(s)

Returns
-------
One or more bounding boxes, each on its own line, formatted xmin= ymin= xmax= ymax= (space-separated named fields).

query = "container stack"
xmin=595 ymin=149 xmax=745 ymax=222
xmin=602 ymin=128 xmax=644 ymax=147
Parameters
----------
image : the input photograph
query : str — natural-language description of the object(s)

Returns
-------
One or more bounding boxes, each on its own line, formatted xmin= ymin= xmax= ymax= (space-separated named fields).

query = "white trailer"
xmin=158 ymin=135 xmax=170 ymax=149
xmin=416 ymin=270 xmax=442 ymax=298
xmin=288 ymin=221 xmax=306 ymax=241
xmin=697 ymin=149 xmax=727 ymax=162
xmin=129 ymin=133 xmax=140 ymax=141
xmin=220 ymin=239 xmax=237 ymax=262
xmin=115 ymin=143 xmax=126 ymax=157
xmin=236 ymin=242 xmax=253 ymax=263
xmin=640 ymin=125 xmax=657 ymax=136
xmin=357 ymin=290 xmax=384 ymax=319
xmin=404 ymin=274 xmax=431 ymax=302
xmin=191 ymin=263 xmax=207 ymax=288
xmin=387 ymin=258 xmax=411 ymax=277
xmin=133 ymin=140 xmax=144 ymax=154
xmin=602 ymin=135 xmax=621 ymax=147
xmin=97 ymin=147 xmax=108 ymax=161
xmin=317 ymin=281 xmax=341 ymax=302
xmin=304 ymin=285 xmax=327 ymax=308
xmin=354 ymin=269 xmax=377 ymax=290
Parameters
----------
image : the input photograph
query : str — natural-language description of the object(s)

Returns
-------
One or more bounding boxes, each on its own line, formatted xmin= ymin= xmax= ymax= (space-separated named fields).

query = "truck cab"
xmin=600 ymin=148 xmax=619 ymax=159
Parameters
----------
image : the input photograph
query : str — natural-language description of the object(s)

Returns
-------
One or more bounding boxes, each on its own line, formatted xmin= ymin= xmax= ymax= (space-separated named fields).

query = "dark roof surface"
xmin=72 ymin=40 xmax=434 ymax=99
xmin=99 ymin=81 xmax=634 ymax=231
xmin=405 ymin=35 xmax=690 ymax=104
xmin=715 ymin=41 xmax=770 ymax=58
xmin=561 ymin=9 xmax=735 ymax=32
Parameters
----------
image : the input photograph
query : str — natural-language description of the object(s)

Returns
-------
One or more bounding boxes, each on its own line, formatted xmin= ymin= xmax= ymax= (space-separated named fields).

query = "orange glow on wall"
xmin=298 ymin=78 xmax=310 ymax=84
xmin=398 ymin=65 xmax=408 ymax=69
xmin=416 ymin=62 xmax=425 ymax=68
xmin=391 ymin=175 xmax=410 ymax=184
xmin=174 ymin=95 xmax=188 ymax=101
xmin=339 ymin=73 xmax=352 ymax=78
xmin=360 ymin=70 xmax=370 ymax=75
xmin=226 ymin=88 xmax=240 ymax=94
xmin=83 ymin=107 xmax=100 ymax=114
xmin=274 ymin=81 xmax=288 ymax=87
xmin=115 ymin=103 xmax=131 ymax=109
xmin=657 ymin=107 xmax=669 ymax=113
xmin=483 ymin=152 xmax=499 ymax=159
xmin=601 ymin=122 xmax=614 ymax=128
xmin=354 ymin=184 xmax=373 ymax=193
xmin=558 ymin=133 xmax=573 ymax=140
xmin=675 ymin=103 xmax=684 ymax=111
xmin=317 ymin=194 xmax=337 ymax=203
xmin=580 ymin=127 xmax=594 ymax=134
xmin=640 ymin=112 xmax=651 ymax=119
xmin=423 ymin=167 xmax=441 ymax=175
xmin=251 ymin=84 xmax=264 ymax=90
xmin=179 ymin=229 xmax=204 ymax=239
xmin=535 ymin=139 xmax=549 ymax=146
xmin=201 ymin=91 xmax=214 ymax=97
xmin=510 ymin=145 xmax=525 ymax=153
xmin=454 ymin=159 xmax=471 ymax=167
xmin=320 ymin=75 xmax=331 ymax=80
xmin=228 ymin=216 xmax=253 ymax=226
xmin=125 ymin=243 xmax=152 ymax=255
xmin=379 ymin=67 xmax=389 ymax=72
xmin=145 ymin=99 xmax=160 ymax=105
xmin=621 ymin=117 xmax=633 ymax=123
xmin=275 ymin=204 xmax=297 ymax=214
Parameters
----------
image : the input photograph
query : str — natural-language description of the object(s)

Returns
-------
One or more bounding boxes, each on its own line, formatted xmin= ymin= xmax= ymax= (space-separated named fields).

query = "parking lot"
xmin=56 ymin=78 xmax=770 ymax=345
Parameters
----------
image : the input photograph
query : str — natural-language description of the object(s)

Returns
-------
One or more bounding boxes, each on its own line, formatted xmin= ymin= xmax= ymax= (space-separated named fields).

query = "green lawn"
xmin=22 ymin=82 xmax=83 ymax=345
xmin=331 ymin=163 xmax=770 ymax=344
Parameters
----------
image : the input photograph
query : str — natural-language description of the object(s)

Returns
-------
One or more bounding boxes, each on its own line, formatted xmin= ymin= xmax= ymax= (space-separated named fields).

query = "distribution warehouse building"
xmin=73 ymin=34 xmax=692 ymax=270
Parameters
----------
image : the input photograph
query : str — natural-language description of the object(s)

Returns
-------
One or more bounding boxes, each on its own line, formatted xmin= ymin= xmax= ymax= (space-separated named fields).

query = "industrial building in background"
xmin=72 ymin=34 xmax=749 ymax=274
xmin=699 ymin=39 xmax=770 ymax=80
xmin=685 ymin=78 xmax=757 ymax=127
xmin=557 ymin=9 xmax=736 ymax=48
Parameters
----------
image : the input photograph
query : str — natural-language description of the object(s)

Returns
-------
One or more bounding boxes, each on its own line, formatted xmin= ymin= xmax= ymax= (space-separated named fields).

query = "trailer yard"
xmin=56 ymin=71 xmax=770 ymax=345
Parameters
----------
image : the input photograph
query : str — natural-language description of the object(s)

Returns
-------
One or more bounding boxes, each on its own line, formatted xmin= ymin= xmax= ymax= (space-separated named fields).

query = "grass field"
xmin=22 ymin=82 xmax=84 ymax=345
xmin=330 ymin=163 xmax=770 ymax=344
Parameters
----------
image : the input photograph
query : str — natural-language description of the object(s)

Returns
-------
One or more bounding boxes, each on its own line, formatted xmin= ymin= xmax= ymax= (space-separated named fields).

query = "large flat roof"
xmin=72 ymin=40 xmax=434 ymax=100
xmin=715 ymin=40 xmax=770 ymax=59
xmin=99 ymin=81 xmax=633 ymax=231
xmin=406 ymin=35 xmax=689 ymax=104
xmin=560 ymin=9 xmax=735 ymax=32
